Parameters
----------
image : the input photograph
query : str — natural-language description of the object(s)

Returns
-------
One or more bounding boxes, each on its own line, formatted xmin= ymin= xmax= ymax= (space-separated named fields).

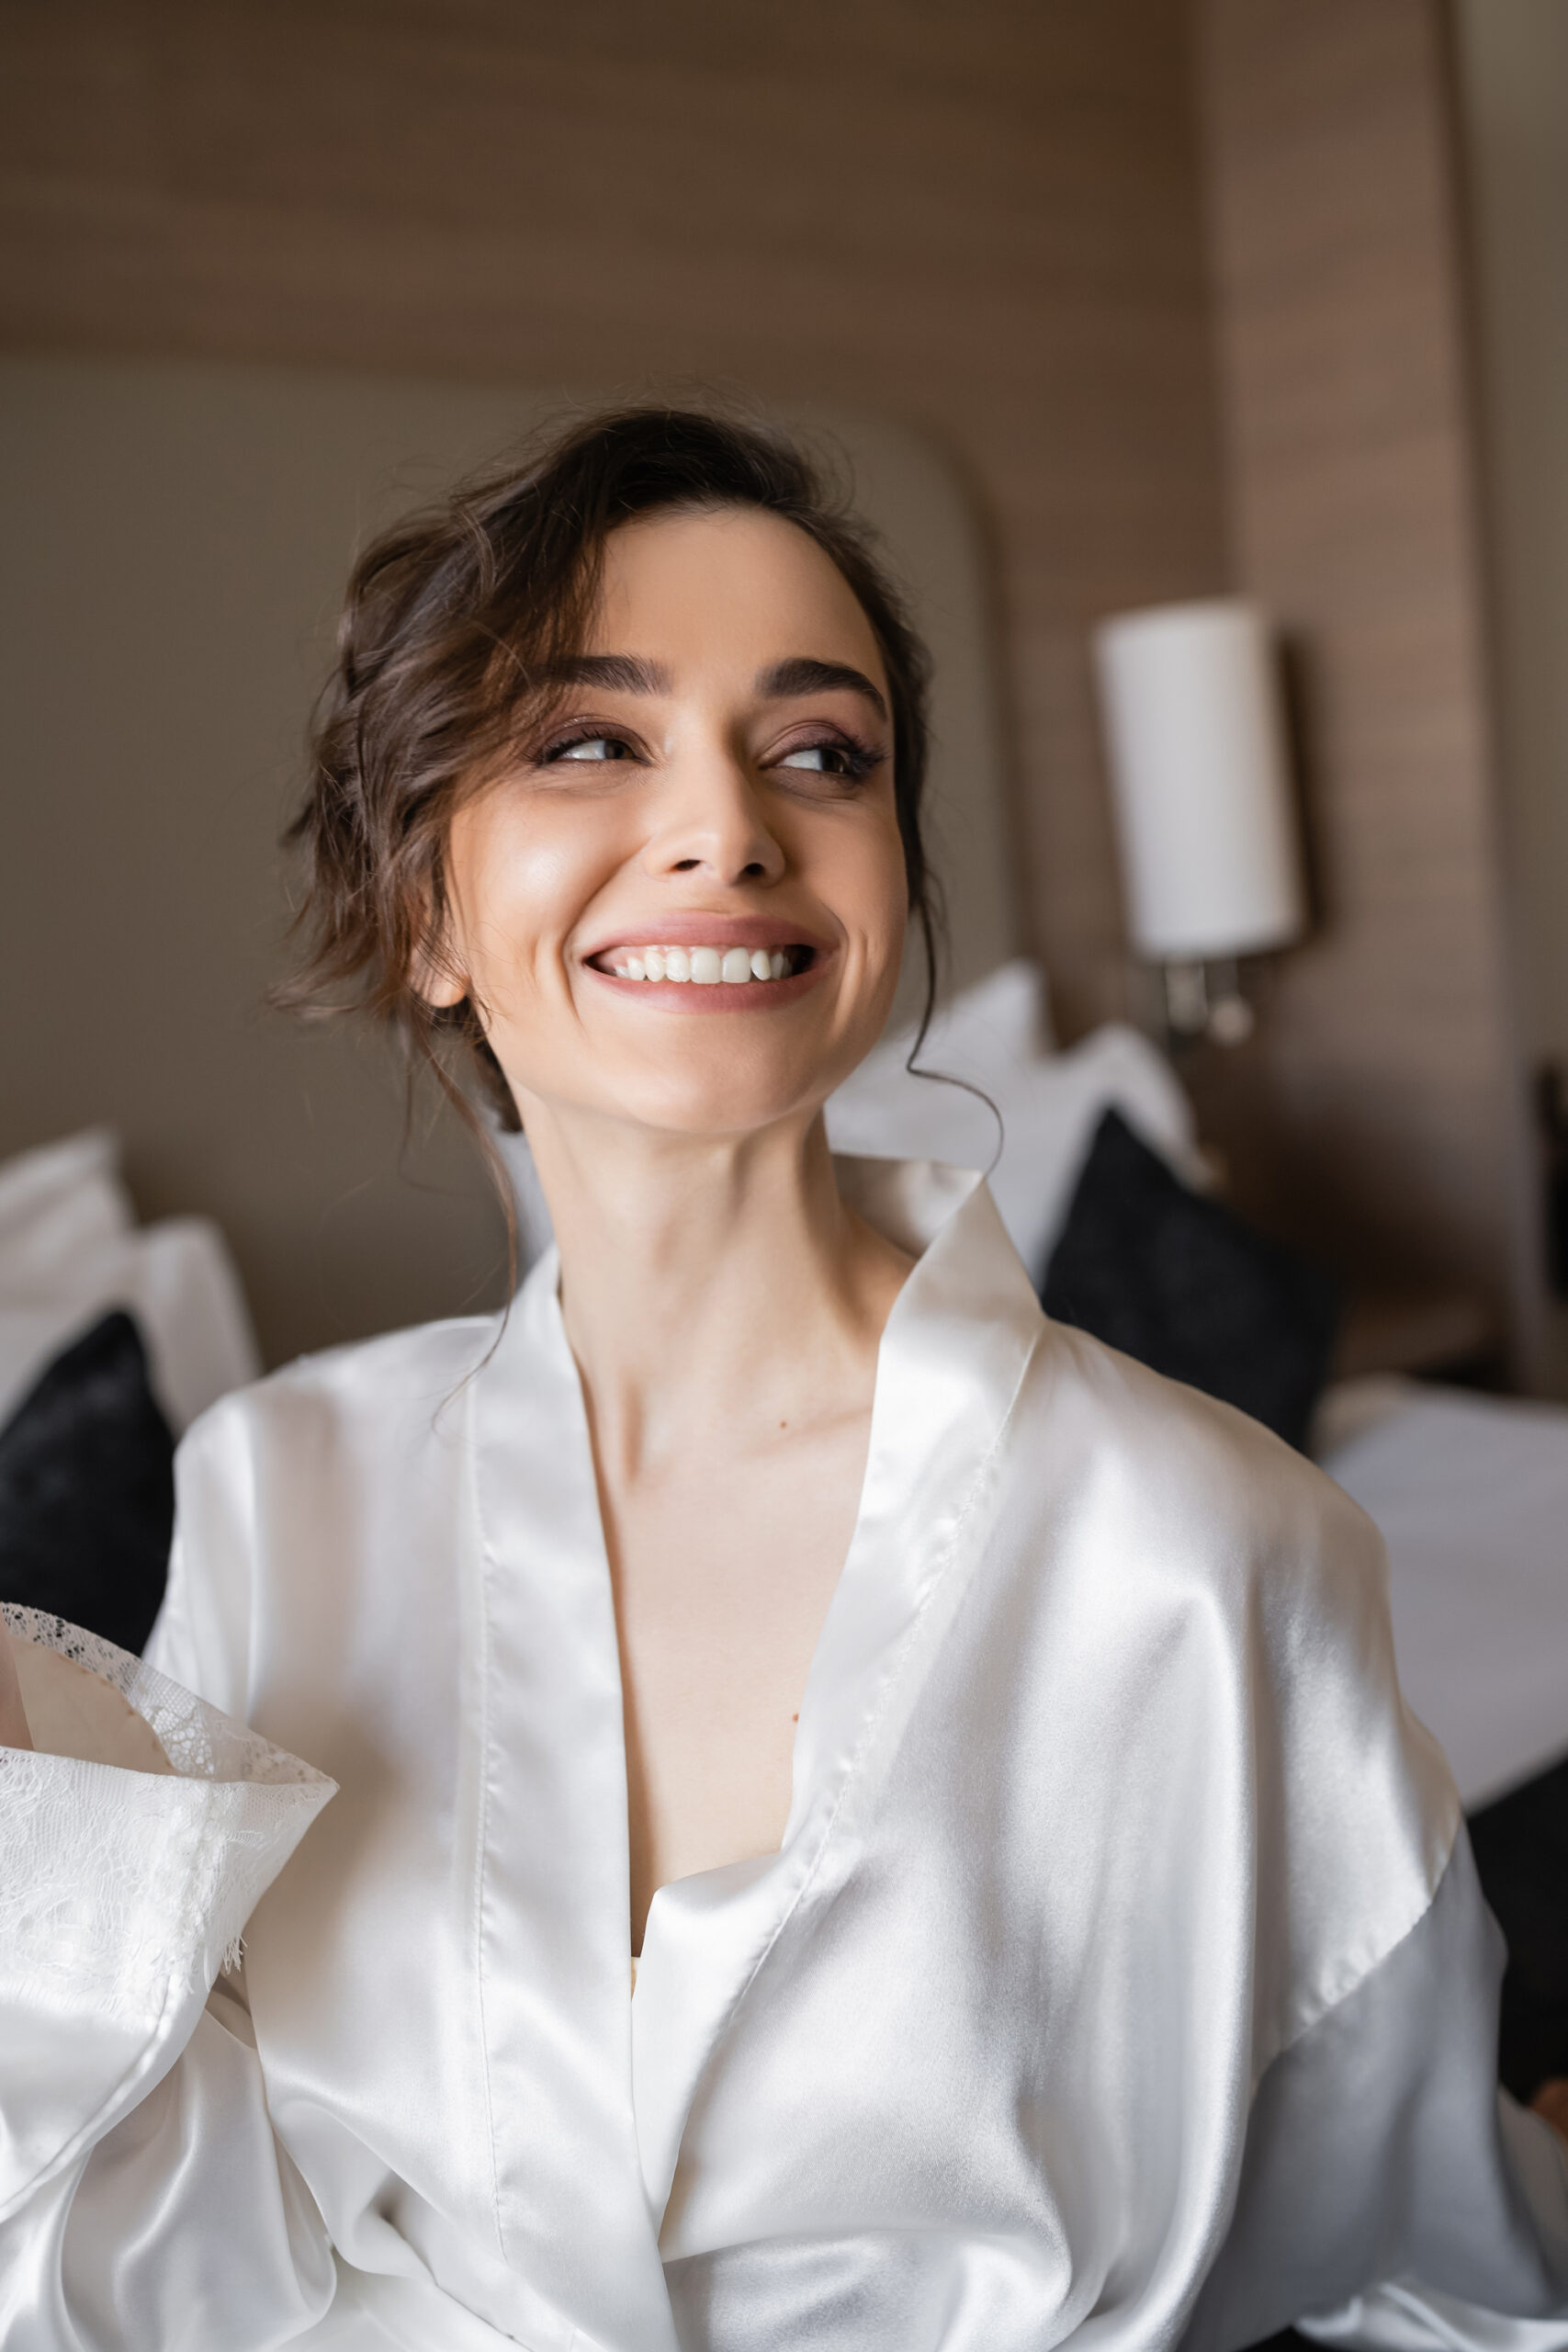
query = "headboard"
xmin=0 ymin=355 xmax=1018 ymax=1363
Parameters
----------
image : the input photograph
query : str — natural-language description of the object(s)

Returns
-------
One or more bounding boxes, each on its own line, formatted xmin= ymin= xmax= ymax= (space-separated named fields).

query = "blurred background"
xmin=13 ymin=0 xmax=1568 ymax=2079
xmin=1 ymin=0 xmax=1565 ymax=1399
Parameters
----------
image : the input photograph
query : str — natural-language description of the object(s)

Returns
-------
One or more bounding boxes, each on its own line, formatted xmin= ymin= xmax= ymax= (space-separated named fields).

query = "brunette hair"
xmin=278 ymin=404 xmax=940 ymax=1159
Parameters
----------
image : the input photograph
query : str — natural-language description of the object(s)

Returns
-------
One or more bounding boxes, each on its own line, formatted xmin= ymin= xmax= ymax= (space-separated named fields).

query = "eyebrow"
xmin=757 ymin=657 xmax=888 ymax=721
xmin=541 ymin=650 xmax=889 ymax=723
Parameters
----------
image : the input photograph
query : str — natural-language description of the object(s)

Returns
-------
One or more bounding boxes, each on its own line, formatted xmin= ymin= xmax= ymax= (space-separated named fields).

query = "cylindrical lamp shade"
xmin=1093 ymin=599 xmax=1305 ymax=962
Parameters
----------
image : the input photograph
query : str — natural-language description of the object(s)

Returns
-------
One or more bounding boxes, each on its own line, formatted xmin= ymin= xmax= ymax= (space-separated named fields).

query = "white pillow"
xmin=111 ymin=1217 xmax=262 ymax=1436
xmin=897 ymin=957 xmax=1055 ymax=1070
xmin=0 ymin=1129 xmax=133 ymax=1276
xmin=1324 ymin=1388 xmax=1568 ymax=1806
xmin=0 ymin=1133 xmax=260 ymax=1434
xmin=826 ymin=968 xmax=1203 ymax=1283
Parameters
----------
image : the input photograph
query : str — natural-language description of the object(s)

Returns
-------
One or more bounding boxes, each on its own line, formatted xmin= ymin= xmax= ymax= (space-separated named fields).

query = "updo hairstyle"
xmin=278 ymin=406 xmax=939 ymax=1140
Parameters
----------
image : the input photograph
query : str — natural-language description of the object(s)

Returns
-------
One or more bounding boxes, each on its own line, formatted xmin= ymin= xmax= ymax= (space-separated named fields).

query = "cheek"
xmin=446 ymin=799 xmax=608 ymax=1001
xmin=828 ymin=813 xmax=909 ymax=956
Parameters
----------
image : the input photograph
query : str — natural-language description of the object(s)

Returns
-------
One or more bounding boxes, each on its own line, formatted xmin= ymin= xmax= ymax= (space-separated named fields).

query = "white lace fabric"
xmin=1 ymin=1604 xmax=335 ymax=2031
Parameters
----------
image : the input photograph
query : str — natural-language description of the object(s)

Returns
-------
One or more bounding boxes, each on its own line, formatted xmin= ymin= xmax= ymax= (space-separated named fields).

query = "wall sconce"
xmin=1092 ymin=599 xmax=1306 ymax=1046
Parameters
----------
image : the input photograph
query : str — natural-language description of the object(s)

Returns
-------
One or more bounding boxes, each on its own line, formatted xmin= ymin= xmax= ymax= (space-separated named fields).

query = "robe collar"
xmin=470 ymin=1159 xmax=1043 ymax=2337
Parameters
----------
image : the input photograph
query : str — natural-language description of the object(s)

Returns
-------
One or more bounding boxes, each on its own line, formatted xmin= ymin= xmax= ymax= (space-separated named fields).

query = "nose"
xmin=643 ymin=741 xmax=786 ymax=888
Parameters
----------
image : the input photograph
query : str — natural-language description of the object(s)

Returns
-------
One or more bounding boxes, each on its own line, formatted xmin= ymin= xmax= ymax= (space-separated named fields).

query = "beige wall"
xmin=0 ymin=0 xmax=1544 ymax=1372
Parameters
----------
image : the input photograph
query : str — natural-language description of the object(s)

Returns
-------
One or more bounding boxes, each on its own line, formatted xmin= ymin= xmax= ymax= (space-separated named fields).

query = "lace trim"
xmin=2 ymin=1605 xmax=328 ymax=1787
xmin=1 ymin=1609 xmax=335 ymax=2018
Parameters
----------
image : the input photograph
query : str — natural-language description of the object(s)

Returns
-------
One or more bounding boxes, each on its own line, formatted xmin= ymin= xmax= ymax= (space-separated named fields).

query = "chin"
xmin=499 ymin=994 xmax=888 ymax=1143
xmin=606 ymin=1065 xmax=830 ymax=1144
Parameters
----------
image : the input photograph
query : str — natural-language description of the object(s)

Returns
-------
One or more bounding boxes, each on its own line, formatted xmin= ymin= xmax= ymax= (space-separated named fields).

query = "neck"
xmin=517 ymin=1101 xmax=912 ymax=1481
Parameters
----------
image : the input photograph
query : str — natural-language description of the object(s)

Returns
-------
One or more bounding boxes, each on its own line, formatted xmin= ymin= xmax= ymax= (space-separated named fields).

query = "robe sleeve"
xmin=1184 ymin=1827 xmax=1568 ymax=2352
xmin=0 ymin=1605 xmax=338 ymax=2348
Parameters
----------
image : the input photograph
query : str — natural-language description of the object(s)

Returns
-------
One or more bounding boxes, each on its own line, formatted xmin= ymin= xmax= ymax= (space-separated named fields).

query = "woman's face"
xmin=432 ymin=506 xmax=909 ymax=1144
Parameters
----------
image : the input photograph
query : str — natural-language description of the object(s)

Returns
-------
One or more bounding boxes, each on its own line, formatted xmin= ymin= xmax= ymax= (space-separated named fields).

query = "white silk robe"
xmin=5 ymin=1159 xmax=1568 ymax=2352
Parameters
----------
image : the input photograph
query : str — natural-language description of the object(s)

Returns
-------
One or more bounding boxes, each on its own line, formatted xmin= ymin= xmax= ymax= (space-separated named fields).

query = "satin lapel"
xmin=633 ymin=1164 xmax=1043 ymax=2231
xmin=788 ymin=1161 xmax=1045 ymax=1838
xmin=471 ymin=1253 xmax=678 ymax=2351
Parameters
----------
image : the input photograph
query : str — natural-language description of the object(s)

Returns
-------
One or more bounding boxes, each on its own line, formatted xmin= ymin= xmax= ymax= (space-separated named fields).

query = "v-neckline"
xmin=470 ymin=1157 xmax=1044 ymax=2269
xmin=571 ymin=1159 xmax=1010 ymax=1947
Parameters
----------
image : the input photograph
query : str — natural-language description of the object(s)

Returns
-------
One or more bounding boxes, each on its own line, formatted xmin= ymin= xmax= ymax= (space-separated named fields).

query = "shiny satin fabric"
xmin=3 ymin=1159 xmax=1568 ymax=2351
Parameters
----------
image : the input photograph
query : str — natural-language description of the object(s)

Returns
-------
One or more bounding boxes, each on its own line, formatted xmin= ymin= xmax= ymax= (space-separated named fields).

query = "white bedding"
xmin=0 ymin=1129 xmax=260 ymax=1434
xmin=1323 ymin=1386 xmax=1568 ymax=1808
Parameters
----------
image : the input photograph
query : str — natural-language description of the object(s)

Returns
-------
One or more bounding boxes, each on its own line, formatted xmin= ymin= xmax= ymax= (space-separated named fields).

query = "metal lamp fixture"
xmin=1092 ymin=598 xmax=1306 ymax=1044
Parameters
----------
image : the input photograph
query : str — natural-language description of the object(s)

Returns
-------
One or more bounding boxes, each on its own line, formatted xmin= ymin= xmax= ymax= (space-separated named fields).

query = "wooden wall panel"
xmin=0 ymin=0 xmax=1229 ymax=1047
xmin=1193 ymin=0 xmax=1539 ymax=1350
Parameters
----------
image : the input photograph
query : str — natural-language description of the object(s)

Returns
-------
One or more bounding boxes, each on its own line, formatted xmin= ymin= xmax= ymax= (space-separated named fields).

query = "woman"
xmin=2 ymin=409 xmax=1566 ymax=2352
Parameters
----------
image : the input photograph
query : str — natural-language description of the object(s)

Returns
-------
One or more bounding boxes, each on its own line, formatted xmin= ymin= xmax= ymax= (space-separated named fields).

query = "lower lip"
xmin=583 ymin=955 xmax=830 ymax=1012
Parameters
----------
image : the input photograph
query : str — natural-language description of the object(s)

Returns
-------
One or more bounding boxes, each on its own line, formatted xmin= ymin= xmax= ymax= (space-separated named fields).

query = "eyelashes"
xmin=530 ymin=720 xmax=887 ymax=786
xmin=533 ymin=725 xmax=637 ymax=766
xmin=776 ymin=736 xmax=886 ymax=783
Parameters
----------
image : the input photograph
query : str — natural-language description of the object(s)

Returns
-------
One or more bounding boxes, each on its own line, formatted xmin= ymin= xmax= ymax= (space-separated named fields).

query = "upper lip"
xmin=580 ymin=913 xmax=834 ymax=961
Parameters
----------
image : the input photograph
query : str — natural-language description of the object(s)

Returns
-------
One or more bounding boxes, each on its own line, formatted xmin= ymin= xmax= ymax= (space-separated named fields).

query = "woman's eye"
xmin=778 ymin=743 xmax=858 ymax=776
xmin=549 ymin=736 xmax=630 ymax=764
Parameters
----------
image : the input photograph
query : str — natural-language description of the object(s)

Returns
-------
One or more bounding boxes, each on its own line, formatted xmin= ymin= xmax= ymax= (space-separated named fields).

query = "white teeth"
xmin=603 ymin=944 xmax=799 ymax=983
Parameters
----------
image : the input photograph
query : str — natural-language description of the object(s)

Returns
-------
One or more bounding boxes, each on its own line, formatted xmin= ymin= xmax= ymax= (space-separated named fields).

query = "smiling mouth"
xmin=588 ymin=944 xmax=816 ymax=985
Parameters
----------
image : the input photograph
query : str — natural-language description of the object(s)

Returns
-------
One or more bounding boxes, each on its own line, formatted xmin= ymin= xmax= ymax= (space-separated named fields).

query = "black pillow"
xmin=0 ymin=1308 xmax=175 ymax=1655
xmin=1467 ymin=1754 xmax=1568 ymax=2104
xmin=1041 ymin=1108 xmax=1338 ymax=1451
